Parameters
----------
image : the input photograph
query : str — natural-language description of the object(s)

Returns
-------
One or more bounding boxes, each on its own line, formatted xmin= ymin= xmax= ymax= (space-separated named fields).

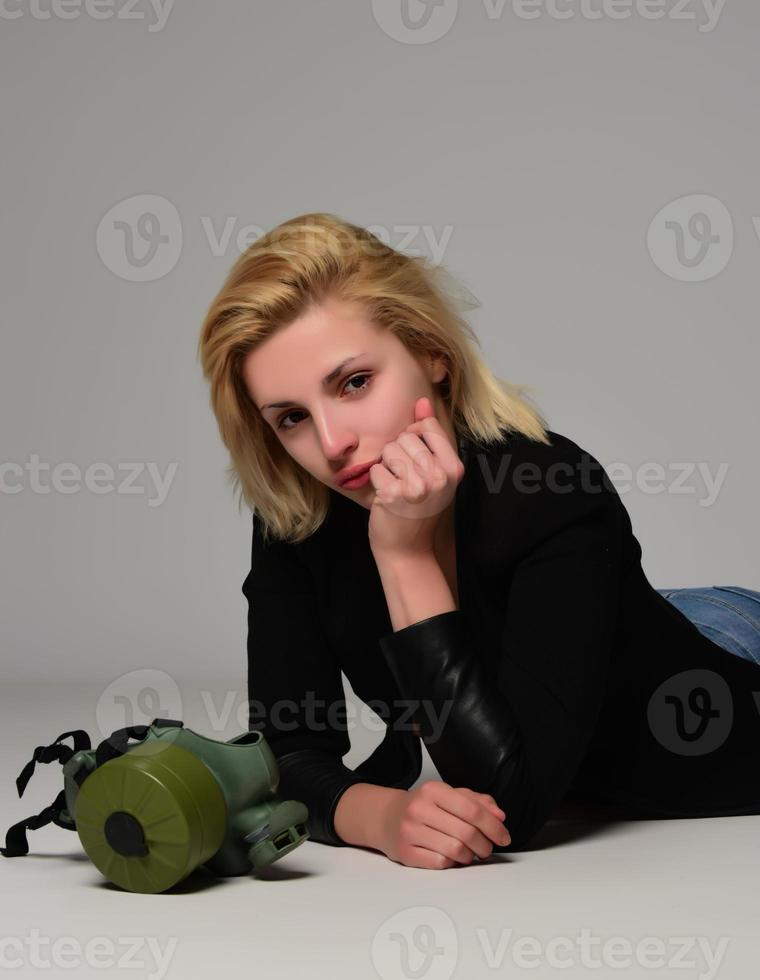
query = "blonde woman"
xmin=198 ymin=212 xmax=760 ymax=870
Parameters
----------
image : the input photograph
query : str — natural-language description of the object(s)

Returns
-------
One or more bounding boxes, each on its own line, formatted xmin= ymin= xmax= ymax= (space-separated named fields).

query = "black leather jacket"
xmin=244 ymin=430 xmax=760 ymax=850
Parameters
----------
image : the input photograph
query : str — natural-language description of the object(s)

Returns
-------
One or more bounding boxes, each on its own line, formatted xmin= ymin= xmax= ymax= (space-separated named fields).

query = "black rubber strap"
xmin=94 ymin=725 xmax=150 ymax=767
xmin=1 ymin=789 xmax=76 ymax=858
xmin=1 ymin=731 xmax=91 ymax=858
xmin=93 ymin=718 xmax=183 ymax=767
xmin=14 ymin=730 xmax=91 ymax=797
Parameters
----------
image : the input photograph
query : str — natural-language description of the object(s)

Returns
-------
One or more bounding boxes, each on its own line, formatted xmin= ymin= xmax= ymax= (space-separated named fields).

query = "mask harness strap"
xmin=92 ymin=718 xmax=182 ymax=768
xmin=0 ymin=730 xmax=91 ymax=858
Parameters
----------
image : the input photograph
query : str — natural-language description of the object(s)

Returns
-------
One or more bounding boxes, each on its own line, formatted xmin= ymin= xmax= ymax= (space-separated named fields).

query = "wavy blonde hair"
xmin=197 ymin=212 xmax=551 ymax=545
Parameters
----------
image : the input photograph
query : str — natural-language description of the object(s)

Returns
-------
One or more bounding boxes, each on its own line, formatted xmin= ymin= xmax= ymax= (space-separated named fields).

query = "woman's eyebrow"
xmin=259 ymin=353 xmax=368 ymax=411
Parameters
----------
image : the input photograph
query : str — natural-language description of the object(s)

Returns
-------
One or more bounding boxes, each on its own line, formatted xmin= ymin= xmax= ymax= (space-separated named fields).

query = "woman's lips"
xmin=338 ymin=456 xmax=382 ymax=488
xmin=341 ymin=469 xmax=372 ymax=490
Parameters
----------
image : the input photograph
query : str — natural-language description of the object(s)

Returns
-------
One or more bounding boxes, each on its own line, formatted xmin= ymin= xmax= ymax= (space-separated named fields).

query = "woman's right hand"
xmin=379 ymin=780 xmax=511 ymax=869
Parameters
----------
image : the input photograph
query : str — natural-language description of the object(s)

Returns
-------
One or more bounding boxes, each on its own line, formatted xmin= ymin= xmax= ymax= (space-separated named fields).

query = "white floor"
xmin=2 ymin=678 xmax=758 ymax=980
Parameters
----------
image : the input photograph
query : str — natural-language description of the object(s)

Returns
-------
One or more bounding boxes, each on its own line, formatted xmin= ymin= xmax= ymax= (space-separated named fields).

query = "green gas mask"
xmin=1 ymin=718 xmax=309 ymax=893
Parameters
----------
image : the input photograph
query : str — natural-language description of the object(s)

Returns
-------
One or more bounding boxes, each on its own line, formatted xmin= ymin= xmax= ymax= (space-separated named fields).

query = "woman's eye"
xmin=343 ymin=373 xmax=371 ymax=395
xmin=277 ymin=373 xmax=372 ymax=431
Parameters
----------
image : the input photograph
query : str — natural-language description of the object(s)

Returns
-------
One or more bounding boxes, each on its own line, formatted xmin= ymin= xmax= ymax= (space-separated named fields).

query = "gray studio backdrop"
xmin=2 ymin=1 xmax=758 ymax=699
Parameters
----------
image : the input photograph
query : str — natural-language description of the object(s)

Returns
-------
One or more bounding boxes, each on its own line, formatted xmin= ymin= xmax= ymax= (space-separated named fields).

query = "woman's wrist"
xmin=371 ymin=549 xmax=457 ymax=631
xmin=333 ymin=783 xmax=408 ymax=852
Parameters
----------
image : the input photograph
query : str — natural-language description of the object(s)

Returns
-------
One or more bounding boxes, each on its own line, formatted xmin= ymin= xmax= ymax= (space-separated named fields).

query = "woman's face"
xmin=242 ymin=296 xmax=455 ymax=509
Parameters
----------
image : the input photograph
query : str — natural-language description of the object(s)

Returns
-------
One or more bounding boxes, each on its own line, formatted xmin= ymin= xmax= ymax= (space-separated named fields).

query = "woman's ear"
xmin=428 ymin=354 xmax=448 ymax=386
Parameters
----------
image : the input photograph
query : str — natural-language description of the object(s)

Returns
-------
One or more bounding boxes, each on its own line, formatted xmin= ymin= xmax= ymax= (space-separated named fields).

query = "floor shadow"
xmin=91 ymin=858 xmax=315 ymax=894
xmin=499 ymin=802 xmax=634 ymax=853
xmin=9 ymin=850 xmax=90 ymax=862
xmin=13 ymin=846 xmax=314 ymax=891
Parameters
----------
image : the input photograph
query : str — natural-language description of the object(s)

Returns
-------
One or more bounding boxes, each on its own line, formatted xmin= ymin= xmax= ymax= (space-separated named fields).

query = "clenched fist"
xmin=368 ymin=396 xmax=465 ymax=560
xmin=379 ymin=779 xmax=511 ymax=870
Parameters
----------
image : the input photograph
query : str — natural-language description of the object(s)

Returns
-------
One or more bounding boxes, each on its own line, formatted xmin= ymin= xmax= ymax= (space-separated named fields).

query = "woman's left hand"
xmin=367 ymin=396 xmax=465 ymax=560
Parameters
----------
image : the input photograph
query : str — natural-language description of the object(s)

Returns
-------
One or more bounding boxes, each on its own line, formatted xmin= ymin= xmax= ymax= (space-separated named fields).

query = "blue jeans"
xmin=656 ymin=586 xmax=760 ymax=667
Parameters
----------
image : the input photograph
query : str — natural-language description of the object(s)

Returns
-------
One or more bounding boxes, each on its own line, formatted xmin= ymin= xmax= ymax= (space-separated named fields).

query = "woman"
xmin=198 ymin=212 xmax=760 ymax=870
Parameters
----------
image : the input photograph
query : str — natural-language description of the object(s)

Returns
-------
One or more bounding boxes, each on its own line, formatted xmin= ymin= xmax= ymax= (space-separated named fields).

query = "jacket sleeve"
xmin=377 ymin=493 xmax=622 ymax=850
xmin=242 ymin=512 xmax=368 ymax=847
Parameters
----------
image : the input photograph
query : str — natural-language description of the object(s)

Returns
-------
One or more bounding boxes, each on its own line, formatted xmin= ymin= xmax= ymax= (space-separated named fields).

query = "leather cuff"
xmin=275 ymin=749 xmax=366 ymax=847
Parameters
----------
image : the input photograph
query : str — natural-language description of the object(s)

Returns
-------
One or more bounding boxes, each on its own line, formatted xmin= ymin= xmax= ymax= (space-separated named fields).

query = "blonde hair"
xmin=197 ymin=212 xmax=551 ymax=545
